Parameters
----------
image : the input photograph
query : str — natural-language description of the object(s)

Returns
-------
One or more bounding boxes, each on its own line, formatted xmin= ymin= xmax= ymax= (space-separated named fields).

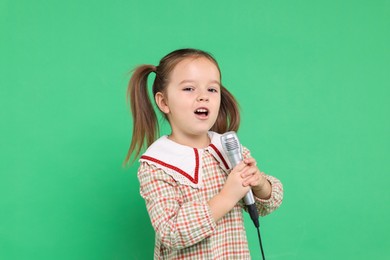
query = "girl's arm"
xmin=207 ymin=160 xmax=252 ymax=222
xmin=138 ymin=162 xmax=217 ymax=250
xmin=208 ymin=152 xmax=283 ymax=220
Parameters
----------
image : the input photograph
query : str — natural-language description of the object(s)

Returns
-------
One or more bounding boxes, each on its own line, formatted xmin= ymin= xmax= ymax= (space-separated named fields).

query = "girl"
xmin=125 ymin=48 xmax=283 ymax=259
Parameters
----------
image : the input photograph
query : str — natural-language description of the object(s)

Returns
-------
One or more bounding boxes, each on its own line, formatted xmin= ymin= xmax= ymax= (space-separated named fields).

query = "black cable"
xmin=256 ymin=226 xmax=265 ymax=260
xmin=247 ymin=204 xmax=265 ymax=260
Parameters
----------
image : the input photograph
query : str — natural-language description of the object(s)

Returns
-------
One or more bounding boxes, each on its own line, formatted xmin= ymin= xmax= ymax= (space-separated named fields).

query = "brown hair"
xmin=124 ymin=48 xmax=240 ymax=164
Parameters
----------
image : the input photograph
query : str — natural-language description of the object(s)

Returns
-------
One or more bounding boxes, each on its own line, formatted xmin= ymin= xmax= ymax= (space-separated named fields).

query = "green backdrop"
xmin=1 ymin=0 xmax=389 ymax=259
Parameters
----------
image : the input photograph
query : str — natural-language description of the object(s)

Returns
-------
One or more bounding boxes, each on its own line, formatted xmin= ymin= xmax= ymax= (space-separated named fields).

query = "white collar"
xmin=139 ymin=131 xmax=232 ymax=188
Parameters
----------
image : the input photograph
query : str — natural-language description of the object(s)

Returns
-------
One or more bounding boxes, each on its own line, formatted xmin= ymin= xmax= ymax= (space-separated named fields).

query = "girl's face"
xmin=155 ymin=57 xmax=221 ymax=143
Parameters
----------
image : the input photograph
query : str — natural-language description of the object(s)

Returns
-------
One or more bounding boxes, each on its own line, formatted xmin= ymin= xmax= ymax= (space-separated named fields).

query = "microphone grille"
xmin=225 ymin=136 xmax=239 ymax=151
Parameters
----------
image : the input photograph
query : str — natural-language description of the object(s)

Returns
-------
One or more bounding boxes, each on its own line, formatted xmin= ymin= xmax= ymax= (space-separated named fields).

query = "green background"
xmin=1 ymin=0 xmax=389 ymax=259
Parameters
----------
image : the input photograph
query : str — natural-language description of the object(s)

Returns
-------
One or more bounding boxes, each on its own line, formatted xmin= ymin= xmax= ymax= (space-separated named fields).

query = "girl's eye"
xmin=208 ymin=88 xmax=218 ymax=93
xmin=183 ymin=87 xmax=194 ymax=91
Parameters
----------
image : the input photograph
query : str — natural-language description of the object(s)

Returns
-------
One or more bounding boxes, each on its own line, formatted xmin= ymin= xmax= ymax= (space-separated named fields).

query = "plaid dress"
xmin=138 ymin=132 xmax=283 ymax=259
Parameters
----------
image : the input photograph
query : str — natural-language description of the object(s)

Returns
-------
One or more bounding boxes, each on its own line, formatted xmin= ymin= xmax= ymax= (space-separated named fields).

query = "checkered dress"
xmin=138 ymin=141 xmax=283 ymax=259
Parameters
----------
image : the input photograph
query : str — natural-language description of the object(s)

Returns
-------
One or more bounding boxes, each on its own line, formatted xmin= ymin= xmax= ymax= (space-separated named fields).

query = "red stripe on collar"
xmin=140 ymin=148 xmax=200 ymax=184
xmin=209 ymin=144 xmax=230 ymax=170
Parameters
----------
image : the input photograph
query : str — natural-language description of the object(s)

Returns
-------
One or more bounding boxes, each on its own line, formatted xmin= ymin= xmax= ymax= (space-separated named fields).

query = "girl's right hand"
xmin=220 ymin=162 xmax=251 ymax=204
xmin=208 ymin=161 xmax=252 ymax=222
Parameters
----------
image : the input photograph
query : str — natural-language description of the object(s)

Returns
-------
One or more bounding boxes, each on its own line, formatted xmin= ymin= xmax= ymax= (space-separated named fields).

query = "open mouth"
xmin=194 ymin=108 xmax=209 ymax=117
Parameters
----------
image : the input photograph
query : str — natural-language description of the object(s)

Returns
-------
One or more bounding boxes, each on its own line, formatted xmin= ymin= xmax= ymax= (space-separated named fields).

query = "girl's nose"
xmin=197 ymin=95 xmax=209 ymax=102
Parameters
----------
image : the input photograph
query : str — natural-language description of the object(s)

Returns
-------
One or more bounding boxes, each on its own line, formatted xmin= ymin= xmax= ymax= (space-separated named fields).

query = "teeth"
xmin=196 ymin=109 xmax=208 ymax=113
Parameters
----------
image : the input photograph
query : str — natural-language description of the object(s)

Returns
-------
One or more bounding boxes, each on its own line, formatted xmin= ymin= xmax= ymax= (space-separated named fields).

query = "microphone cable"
xmin=248 ymin=204 xmax=265 ymax=260
xmin=256 ymin=225 xmax=265 ymax=260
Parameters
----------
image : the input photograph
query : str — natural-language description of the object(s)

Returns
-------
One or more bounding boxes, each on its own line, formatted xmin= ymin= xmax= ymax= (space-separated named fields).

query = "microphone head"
xmin=221 ymin=131 xmax=240 ymax=151
xmin=221 ymin=131 xmax=243 ymax=167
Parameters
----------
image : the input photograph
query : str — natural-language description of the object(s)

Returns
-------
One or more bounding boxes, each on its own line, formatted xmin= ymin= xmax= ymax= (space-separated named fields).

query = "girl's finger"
xmin=243 ymin=174 xmax=260 ymax=187
xmin=231 ymin=161 xmax=248 ymax=173
xmin=244 ymin=158 xmax=259 ymax=168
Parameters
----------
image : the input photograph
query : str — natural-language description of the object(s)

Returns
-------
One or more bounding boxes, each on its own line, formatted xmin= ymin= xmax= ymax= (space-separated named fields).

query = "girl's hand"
xmin=208 ymin=158 xmax=272 ymax=222
xmin=220 ymin=161 xmax=251 ymax=204
xmin=208 ymin=161 xmax=252 ymax=222
xmin=241 ymin=158 xmax=272 ymax=200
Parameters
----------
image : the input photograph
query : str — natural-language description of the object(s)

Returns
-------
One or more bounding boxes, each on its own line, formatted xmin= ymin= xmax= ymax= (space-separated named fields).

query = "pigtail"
xmin=211 ymin=86 xmax=240 ymax=133
xmin=124 ymin=65 xmax=158 ymax=165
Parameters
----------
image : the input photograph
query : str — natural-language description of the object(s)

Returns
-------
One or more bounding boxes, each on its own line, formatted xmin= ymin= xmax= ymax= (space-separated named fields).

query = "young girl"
xmin=125 ymin=48 xmax=283 ymax=259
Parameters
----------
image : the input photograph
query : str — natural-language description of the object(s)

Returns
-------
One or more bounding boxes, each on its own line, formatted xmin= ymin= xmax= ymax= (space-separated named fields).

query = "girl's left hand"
xmin=241 ymin=158 xmax=271 ymax=199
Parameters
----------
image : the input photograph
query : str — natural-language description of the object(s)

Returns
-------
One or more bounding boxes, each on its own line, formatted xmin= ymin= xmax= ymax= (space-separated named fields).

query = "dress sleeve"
xmin=242 ymin=146 xmax=284 ymax=216
xmin=137 ymin=161 xmax=217 ymax=250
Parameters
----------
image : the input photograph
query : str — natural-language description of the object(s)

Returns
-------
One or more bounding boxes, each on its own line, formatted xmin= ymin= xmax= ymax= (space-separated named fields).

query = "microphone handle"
xmin=232 ymin=157 xmax=259 ymax=227
xmin=243 ymin=189 xmax=256 ymax=206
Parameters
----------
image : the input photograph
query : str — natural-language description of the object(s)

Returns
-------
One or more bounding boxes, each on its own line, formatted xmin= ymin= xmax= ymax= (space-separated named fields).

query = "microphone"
xmin=221 ymin=131 xmax=259 ymax=228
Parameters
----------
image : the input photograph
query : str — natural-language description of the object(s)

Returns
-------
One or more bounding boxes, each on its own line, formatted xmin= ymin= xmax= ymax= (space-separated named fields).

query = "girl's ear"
xmin=155 ymin=92 xmax=170 ymax=114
